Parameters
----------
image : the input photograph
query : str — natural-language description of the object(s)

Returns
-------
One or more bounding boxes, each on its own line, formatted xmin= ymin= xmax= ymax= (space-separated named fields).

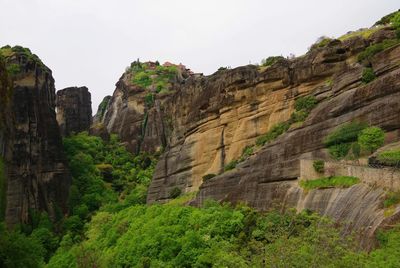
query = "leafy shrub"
xmin=289 ymin=96 xmax=318 ymax=123
xmin=374 ymin=10 xmax=400 ymax=26
xmin=62 ymin=132 xmax=157 ymax=233
xmin=132 ymin=71 xmax=152 ymax=88
xmin=202 ymin=173 xmax=216 ymax=182
xmin=392 ymin=13 xmax=400 ymax=39
xmin=47 ymin=203 xmax=365 ymax=267
xmin=361 ymin=68 xmax=376 ymax=84
xmin=169 ymin=187 xmax=182 ymax=199
xmin=357 ymin=126 xmax=385 ymax=153
xmin=311 ymin=36 xmax=333 ymax=49
xmin=0 ymin=223 xmax=46 ymax=268
xmin=261 ymin=56 xmax=284 ymax=67
xmin=391 ymin=11 xmax=400 ymax=29
xmin=377 ymin=150 xmax=400 ymax=166
xmin=144 ymin=93 xmax=155 ymax=107
xmin=224 ymin=160 xmax=238 ymax=171
xmin=358 ymin=39 xmax=399 ymax=62
xmin=324 ymin=122 xmax=367 ymax=148
xmin=313 ymin=160 xmax=325 ymax=173
xmin=238 ymin=145 xmax=254 ymax=162
xmin=6 ymin=63 xmax=20 ymax=76
xmin=324 ymin=122 xmax=368 ymax=159
xmin=290 ymin=110 xmax=309 ymax=123
xmin=329 ymin=143 xmax=352 ymax=159
xmin=155 ymin=80 xmax=168 ymax=93
xmin=384 ymin=192 xmax=400 ymax=208
xmin=123 ymin=184 xmax=148 ymax=206
xmin=294 ymin=96 xmax=317 ymax=112
xmin=339 ymin=27 xmax=383 ymax=41
xmin=300 ymin=176 xmax=360 ymax=190
xmin=256 ymin=122 xmax=290 ymax=146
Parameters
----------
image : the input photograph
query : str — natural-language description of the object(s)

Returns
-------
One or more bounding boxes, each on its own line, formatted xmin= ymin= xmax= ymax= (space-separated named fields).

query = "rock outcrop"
xmin=56 ymin=86 xmax=92 ymax=136
xmin=101 ymin=27 xmax=400 ymax=246
xmin=103 ymin=62 xmax=191 ymax=154
xmin=93 ymin=95 xmax=111 ymax=124
xmin=0 ymin=46 xmax=71 ymax=225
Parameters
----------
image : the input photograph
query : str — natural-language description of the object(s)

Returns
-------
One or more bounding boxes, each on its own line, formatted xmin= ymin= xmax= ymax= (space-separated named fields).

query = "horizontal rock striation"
xmin=0 ymin=46 xmax=71 ymax=226
xmin=56 ymin=86 xmax=92 ymax=136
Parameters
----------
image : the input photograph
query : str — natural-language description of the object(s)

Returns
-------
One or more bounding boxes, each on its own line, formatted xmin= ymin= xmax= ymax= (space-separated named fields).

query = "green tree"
xmin=358 ymin=126 xmax=385 ymax=153
xmin=361 ymin=68 xmax=376 ymax=84
xmin=0 ymin=223 xmax=45 ymax=268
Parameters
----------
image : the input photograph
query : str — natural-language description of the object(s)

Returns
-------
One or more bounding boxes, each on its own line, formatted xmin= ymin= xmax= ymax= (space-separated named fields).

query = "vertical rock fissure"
xmin=137 ymin=111 xmax=149 ymax=154
xmin=219 ymin=126 xmax=226 ymax=174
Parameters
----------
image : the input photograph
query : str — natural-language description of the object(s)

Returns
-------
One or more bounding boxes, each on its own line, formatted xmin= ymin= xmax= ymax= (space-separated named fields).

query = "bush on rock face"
xmin=377 ymin=150 xmax=400 ymax=166
xmin=224 ymin=160 xmax=238 ymax=171
xmin=324 ymin=122 xmax=367 ymax=159
xmin=261 ymin=56 xmax=284 ymax=67
xmin=313 ymin=160 xmax=325 ymax=173
xmin=169 ymin=187 xmax=182 ymax=199
xmin=357 ymin=127 xmax=385 ymax=153
xmin=361 ymin=68 xmax=376 ymax=84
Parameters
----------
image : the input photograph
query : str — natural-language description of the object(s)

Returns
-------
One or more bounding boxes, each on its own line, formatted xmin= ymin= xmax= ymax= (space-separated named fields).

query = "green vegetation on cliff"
xmin=0 ymin=131 xmax=399 ymax=267
xmin=358 ymin=39 xmax=400 ymax=63
xmin=0 ymin=45 xmax=46 ymax=69
xmin=63 ymin=132 xmax=157 ymax=222
xmin=129 ymin=60 xmax=178 ymax=94
xmin=260 ymin=56 xmax=284 ymax=67
xmin=377 ymin=150 xmax=400 ymax=166
xmin=300 ymin=176 xmax=360 ymax=190
xmin=324 ymin=122 xmax=385 ymax=160
xmin=324 ymin=122 xmax=367 ymax=159
xmin=0 ymin=132 xmax=158 ymax=267
xmin=48 ymin=204 xmax=364 ymax=267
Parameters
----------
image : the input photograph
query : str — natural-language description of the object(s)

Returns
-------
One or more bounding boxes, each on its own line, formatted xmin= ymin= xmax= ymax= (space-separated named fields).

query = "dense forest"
xmin=0 ymin=132 xmax=399 ymax=267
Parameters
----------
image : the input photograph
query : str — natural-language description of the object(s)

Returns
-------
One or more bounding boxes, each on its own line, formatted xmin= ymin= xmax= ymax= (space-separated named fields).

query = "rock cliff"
xmin=0 ymin=46 xmax=71 ymax=225
xmin=101 ymin=26 xmax=400 ymax=245
xmin=93 ymin=95 xmax=111 ymax=124
xmin=56 ymin=86 xmax=92 ymax=136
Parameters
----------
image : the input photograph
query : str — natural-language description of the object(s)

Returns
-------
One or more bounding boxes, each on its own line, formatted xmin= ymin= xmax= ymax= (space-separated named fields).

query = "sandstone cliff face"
xmin=192 ymin=39 xmax=400 ymax=247
xmin=102 ymin=27 xmax=400 ymax=243
xmin=0 ymin=46 xmax=71 ymax=225
xmin=103 ymin=64 xmax=188 ymax=154
xmin=56 ymin=86 xmax=92 ymax=136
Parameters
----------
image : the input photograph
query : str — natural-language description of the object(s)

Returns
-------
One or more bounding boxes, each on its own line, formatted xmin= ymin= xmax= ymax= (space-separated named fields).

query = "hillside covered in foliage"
xmin=0 ymin=131 xmax=399 ymax=267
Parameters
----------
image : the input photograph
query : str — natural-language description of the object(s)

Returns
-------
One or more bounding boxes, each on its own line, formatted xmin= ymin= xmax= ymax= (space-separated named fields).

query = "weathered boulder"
xmin=56 ymin=86 xmax=92 ymax=136
xmin=0 ymin=46 xmax=71 ymax=225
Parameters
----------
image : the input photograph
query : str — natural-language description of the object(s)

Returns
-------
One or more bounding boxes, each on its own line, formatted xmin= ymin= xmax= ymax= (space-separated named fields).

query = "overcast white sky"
xmin=1 ymin=0 xmax=398 ymax=111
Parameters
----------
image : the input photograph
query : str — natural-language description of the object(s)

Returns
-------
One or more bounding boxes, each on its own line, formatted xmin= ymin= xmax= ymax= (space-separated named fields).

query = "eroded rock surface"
xmin=56 ymin=86 xmax=92 ymax=136
xmin=0 ymin=46 xmax=71 ymax=225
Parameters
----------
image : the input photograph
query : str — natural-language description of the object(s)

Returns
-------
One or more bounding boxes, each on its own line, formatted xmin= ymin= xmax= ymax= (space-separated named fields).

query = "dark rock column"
xmin=0 ymin=45 xmax=71 ymax=226
xmin=56 ymin=86 xmax=92 ymax=136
